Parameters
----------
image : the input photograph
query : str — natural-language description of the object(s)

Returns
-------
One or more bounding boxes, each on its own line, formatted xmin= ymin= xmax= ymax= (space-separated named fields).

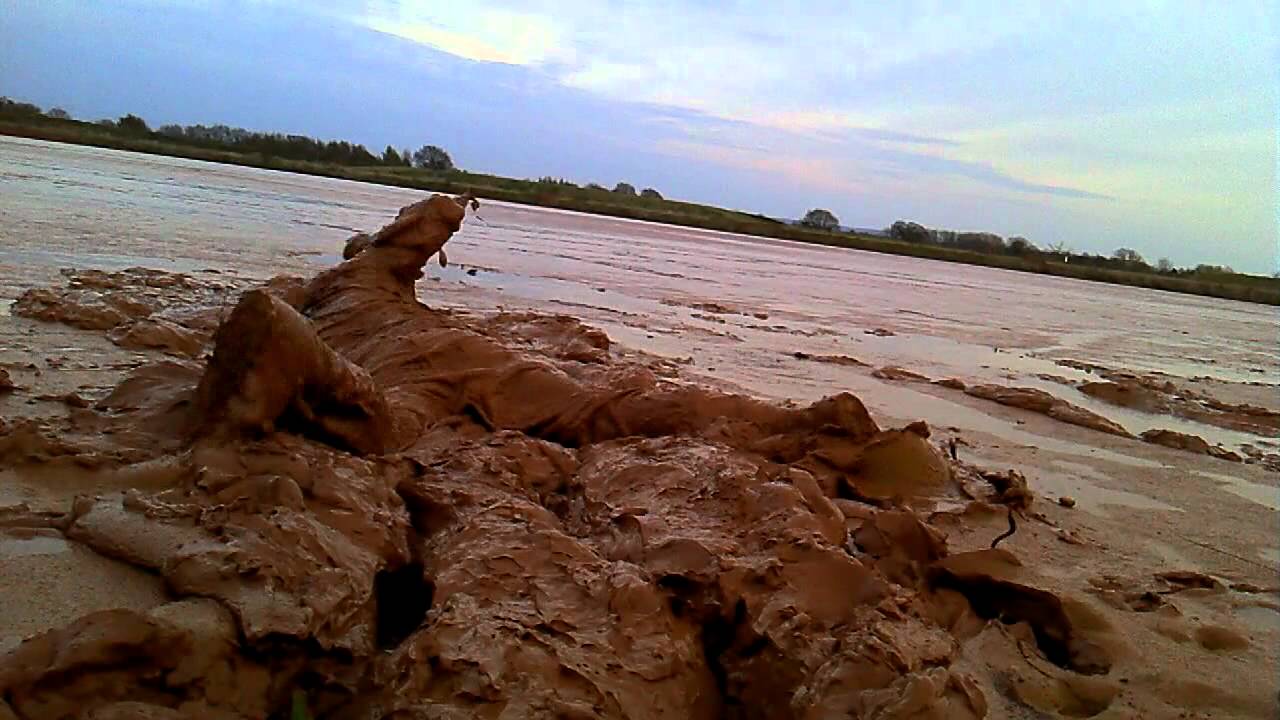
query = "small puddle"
xmin=0 ymin=534 xmax=70 ymax=558
xmin=1030 ymin=460 xmax=1182 ymax=516
xmin=1193 ymin=471 xmax=1280 ymax=511
xmin=1234 ymin=603 xmax=1280 ymax=633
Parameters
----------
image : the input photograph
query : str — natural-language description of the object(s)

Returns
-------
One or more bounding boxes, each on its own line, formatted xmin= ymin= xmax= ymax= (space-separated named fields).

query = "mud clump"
xmin=1077 ymin=373 xmax=1280 ymax=437
xmin=872 ymin=365 xmax=930 ymax=382
xmin=964 ymin=384 xmax=1131 ymax=437
xmin=107 ymin=317 xmax=206 ymax=358
xmin=791 ymin=351 xmax=867 ymax=367
xmin=12 ymin=267 xmax=239 ymax=358
xmin=0 ymin=195 xmax=1115 ymax=719
xmin=1079 ymin=380 xmax=1168 ymax=414
xmin=1140 ymin=429 xmax=1242 ymax=462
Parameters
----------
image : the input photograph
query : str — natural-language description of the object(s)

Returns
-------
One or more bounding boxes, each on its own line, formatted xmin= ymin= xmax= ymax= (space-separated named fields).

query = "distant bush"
xmin=117 ymin=114 xmax=150 ymax=135
xmin=412 ymin=145 xmax=453 ymax=171
xmin=801 ymin=208 xmax=839 ymax=230
xmin=0 ymin=97 xmax=43 ymax=118
xmin=889 ymin=220 xmax=931 ymax=243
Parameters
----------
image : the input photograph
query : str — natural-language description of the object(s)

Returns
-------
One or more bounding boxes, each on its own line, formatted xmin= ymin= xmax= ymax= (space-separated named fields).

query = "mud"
xmin=1079 ymin=376 xmax=1280 ymax=437
xmin=12 ymin=268 xmax=239 ymax=359
xmin=1 ymin=193 xmax=1277 ymax=719
xmin=1141 ymin=429 xmax=1242 ymax=462
xmin=791 ymin=352 xmax=868 ymax=367
xmin=871 ymin=366 xmax=931 ymax=383
xmin=963 ymin=385 xmax=1131 ymax=437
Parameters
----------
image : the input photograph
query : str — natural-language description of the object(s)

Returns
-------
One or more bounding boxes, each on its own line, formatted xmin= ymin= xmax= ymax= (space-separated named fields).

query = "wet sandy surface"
xmin=1 ymin=137 xmax=1278 ymax=716
xmin=4 ymin=136 xmax=1276 ymax=465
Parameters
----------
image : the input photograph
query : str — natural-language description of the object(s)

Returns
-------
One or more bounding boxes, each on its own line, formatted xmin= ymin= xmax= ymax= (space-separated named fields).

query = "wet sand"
xmin=1 ymin=138 xmax=1278 ymax=717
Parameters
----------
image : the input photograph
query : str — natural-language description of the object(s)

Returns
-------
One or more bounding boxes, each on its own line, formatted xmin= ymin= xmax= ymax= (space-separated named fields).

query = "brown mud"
xmin=0 ymin=195 xmax=1277 ymax=718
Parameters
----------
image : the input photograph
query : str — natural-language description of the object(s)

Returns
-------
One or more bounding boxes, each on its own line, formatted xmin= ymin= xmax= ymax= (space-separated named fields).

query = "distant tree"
xmin=116 ymin=114 xmax=150 ymax=134
xmin=45 ymin=107 xmax=70 ymax=120
xmin=412 ymin=145 xmax=454 ymax=171
xmin=96 ymin=118 xmax=117 ymax=128
xmin=801 ymin=208 xmax=839 ymax=230
xmin=889 ymin=220 xmax=931 ymax=243
xmin=0 ymin=97 xmax=43 ymax=117
xmin=1007 ymin=236 xmax=1036 ymax=255
xmin=585 ymin=182 xmax=607 ymax=191
xmin=382 ymin=146 xmax=404 ymax=166
xmin=613 ymin=182 xmax=637 ymax=196
xmin=640 ymin=187 xmax=664 ymax=200
xmin=400 ymin=148 xmax=412 ymax=166
xmin=536 ymin=177 xmax=578 ymax=195
xmin=1157 ymin=257 xmax=1173 ymax=272
xmin=157 ymin=124 xmax=184 ymax=137
xmin=1112 ymin=247 xmax=1146 ymax=265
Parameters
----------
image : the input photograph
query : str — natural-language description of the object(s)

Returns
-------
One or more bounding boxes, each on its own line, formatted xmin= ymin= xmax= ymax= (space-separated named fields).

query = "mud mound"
xmin=0 ymin=195 xmax=1120 ymax=719
xmin=872 ymin=366 xmax=930 ymax=382
xmin=1140 ymin=429 xmax=1242 ymax=462
xmin=791 ymin=351 xmax=868 ymax=367
xmin=964 ymin=385 xmax=1131 ymax=437
xmin=1070 ymin=370 xmax=1280 ymax=438
xmin=12 ymin=267 xmax=242 ymax=358
xmin=1079 ymin=380 xmax=1168 ymax=414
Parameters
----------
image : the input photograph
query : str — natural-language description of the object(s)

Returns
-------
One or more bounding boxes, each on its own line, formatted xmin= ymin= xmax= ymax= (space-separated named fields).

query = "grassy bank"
xmin=5 ymin=118 xmax=1277 ymax=306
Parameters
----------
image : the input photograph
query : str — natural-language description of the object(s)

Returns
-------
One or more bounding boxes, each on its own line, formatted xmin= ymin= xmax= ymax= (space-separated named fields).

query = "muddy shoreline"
xmin=0 ymin=191 xmax=1277 ymax=718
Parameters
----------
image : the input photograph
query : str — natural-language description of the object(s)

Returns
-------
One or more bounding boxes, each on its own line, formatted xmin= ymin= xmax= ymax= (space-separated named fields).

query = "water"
xmin=2 ymin=136 xmax=1277 ymax=458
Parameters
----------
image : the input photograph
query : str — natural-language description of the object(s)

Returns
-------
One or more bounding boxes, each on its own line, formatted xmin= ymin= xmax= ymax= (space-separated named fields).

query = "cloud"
xmin=360 ymin=5 xmax=566 ymax=66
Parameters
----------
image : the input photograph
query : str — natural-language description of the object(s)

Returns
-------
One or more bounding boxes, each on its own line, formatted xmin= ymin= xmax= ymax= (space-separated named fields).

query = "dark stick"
xmin=990 ymin=508 xmax=1017 ymax=549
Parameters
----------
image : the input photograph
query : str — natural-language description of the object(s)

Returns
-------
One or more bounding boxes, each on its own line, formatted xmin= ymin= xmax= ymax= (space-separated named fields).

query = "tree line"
xmin=1 ymin=97 xmax=666 ymax=198
xmin=798 ymin=208 xmax=1244 ymax=278
xmin=1 ymin=96 xmax=455 ymax=171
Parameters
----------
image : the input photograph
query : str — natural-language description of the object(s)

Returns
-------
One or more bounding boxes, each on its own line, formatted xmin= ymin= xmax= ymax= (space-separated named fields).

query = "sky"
xmin=2 ymin=0 xmax=1277 ymax=274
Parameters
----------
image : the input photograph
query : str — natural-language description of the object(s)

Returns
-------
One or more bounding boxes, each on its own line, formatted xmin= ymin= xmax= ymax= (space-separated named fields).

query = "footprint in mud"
xmin=1193 ymin=624 xmax=1250 ymax=652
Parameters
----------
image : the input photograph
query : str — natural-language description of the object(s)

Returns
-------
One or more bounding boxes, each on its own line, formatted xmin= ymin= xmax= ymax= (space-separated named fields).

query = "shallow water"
xmin=2 ymin=136 xmax=1277 ymax=460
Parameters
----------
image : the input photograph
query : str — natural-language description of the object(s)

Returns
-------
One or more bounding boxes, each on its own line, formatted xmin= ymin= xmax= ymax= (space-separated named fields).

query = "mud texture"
xmin=0 ymin=194 xmax=1264 ymax=719
xmin=1140 ymin=429 xmax=1242 ymax=462
xmin=1075 ymin=373 xmax=1280 ymax=437
xmin=12 ymin=267 xmax=236 ymax=359
xmin=964 ymin=384 xmax=1131 ymax=437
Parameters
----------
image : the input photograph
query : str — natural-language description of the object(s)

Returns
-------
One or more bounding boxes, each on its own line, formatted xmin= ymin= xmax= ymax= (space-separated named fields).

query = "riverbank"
xmin=4 ymin=119 xmax=1277 ymax=306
